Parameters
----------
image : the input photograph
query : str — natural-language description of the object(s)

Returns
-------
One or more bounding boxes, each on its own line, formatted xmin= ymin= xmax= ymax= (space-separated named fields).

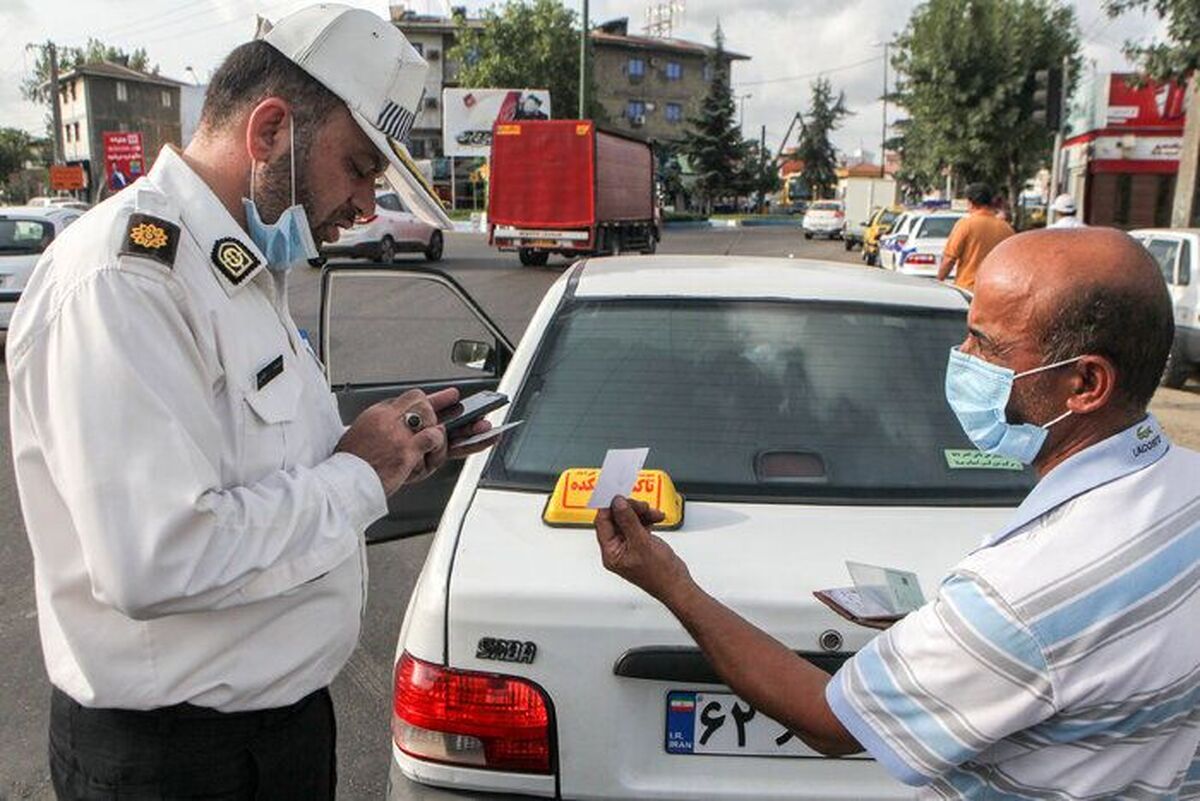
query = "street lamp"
xmin=738 ymin=93 xmax=752 ymax=129
xmin=184 ymin=66 xmax=201 ymax=86
xmin=870 ymin=38 xmax=891 ymax=178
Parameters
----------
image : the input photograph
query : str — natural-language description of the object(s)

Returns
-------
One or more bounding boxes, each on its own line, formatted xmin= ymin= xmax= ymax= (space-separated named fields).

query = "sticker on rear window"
xmin=944 ymin=450 xmax=1024 ymax=471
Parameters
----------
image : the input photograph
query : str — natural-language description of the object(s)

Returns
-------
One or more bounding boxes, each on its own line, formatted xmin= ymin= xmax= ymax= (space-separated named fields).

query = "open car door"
xmin=319 ymin=264 xmax=513 ymax=543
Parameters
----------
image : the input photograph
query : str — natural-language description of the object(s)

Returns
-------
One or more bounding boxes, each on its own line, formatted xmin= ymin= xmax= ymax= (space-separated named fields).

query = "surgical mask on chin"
xmin=944 ymin=347 xmax=1081 ymax=465
xmin=243 ymin=116 xmax=318 ymax=274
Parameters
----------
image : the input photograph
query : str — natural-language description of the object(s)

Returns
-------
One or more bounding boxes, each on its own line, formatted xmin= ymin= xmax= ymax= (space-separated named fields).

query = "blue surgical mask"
xmin=243 ymin=116 xmax=318 ymax=274
xmin=944 ymin=347 xmax=1081 ymax=465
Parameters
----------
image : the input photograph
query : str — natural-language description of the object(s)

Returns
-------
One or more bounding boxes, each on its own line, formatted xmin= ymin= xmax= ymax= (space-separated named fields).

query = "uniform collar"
xmin=980 ymin=415 xmax=1171 ymax=549
xmin=147 ymin=146 xmax=267 ymax=295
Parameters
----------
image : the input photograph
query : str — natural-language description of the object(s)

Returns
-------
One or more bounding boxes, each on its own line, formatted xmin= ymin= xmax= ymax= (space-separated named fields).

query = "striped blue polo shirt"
xmin=827 ymin=416 xmax=1200 ymax=799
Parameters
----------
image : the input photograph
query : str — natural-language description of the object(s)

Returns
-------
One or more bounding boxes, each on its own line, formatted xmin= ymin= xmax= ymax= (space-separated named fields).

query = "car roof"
xmin=0 ymin=206 xmax=81 ymax=221
xmin=574 ymin=255 xmax=970 ymax=310
xmin=1131 ymin=228 xmax=1200 ymax=237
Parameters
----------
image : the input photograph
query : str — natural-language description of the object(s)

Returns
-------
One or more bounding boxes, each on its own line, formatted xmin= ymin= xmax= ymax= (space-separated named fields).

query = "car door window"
xmin=1178 ymin=240 xmax=1191 ymax=285
xmin=322 ymin=269 xmax=500 ymax=387
xmin=1145 ymin=238 xmax=1181 ymax=285
xmin=376 ymin=193 xmax=401 ymax=212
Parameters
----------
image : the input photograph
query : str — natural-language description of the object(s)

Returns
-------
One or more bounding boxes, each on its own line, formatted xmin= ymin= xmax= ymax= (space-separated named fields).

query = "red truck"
xmin=487 ymin=120 xmax=659 ymax=266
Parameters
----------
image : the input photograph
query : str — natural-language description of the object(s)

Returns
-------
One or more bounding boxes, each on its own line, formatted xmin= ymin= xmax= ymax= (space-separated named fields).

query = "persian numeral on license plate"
xmin=665 ymin=691 xmax=818 ymax=757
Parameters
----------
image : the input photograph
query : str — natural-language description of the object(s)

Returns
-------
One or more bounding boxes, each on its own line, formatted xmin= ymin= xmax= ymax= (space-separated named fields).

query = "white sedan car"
xmin=1 ymin=205 xmax=84 ymax=332
xmin=877 ymin=211 xmax=923 ymax=271
xmin=319 ymin=188 xmax=444 ymax=264
xmin=895 ymin=212 xmax=965 ymax=278
xmin=319 ymin=257 xmax=1035 ymax=800
xmin=801 ymin=200 xmax=845 ymax=240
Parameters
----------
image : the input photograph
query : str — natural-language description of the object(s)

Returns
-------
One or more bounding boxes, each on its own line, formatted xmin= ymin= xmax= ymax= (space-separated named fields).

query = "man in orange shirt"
xmin=938 ymin=182 xmax=1015 ymax=290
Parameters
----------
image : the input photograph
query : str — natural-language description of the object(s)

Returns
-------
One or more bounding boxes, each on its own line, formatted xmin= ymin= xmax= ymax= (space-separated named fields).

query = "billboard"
xmin=49 ymin=164 xmax=87 ymax=191
xmin=103 ymin=132 xmax=145 ymax=191
xmin=1066 ymin=73 xmax=1188 ymax=136
xmin=442 ymin=88 xmax=551 ymax=157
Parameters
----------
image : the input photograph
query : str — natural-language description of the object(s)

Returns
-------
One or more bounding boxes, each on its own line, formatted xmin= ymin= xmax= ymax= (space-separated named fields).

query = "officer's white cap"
xmin=257 ymin=4 xmax=451 ymax=229
xmin=1052 ymin=193 xmax=1077 ymax=215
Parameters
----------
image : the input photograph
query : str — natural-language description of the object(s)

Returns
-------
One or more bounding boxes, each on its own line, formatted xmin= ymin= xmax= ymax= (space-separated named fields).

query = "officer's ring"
xmin=403 ymin=412 xmax=424 ymax=432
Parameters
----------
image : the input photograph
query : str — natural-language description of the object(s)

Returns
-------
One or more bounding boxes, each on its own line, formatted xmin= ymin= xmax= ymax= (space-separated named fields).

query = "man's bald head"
xmin=974 ymin=228 xmax=1174 ymax=413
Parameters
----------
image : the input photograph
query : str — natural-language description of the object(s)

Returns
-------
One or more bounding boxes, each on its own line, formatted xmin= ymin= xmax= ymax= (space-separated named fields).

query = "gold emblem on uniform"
xmin=128 ymin=222 xmax=169 ymax=251
xmin=210 ymin=237 xmax=261 ymax=285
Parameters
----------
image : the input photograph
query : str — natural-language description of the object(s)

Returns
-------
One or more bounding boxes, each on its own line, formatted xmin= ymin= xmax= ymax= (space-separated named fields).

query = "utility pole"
xmin=1173 ymin=76 xmax=1200 ymax=228
xmin=579 ymin=0 xmax=589 ymax=119
xmin=881 ymin=41 xmax=888 ymax=179
xmin=759 ymin=124 xmax=767 ymax=213
xmin=1047 ymin=55 xmax=1070 ymax=224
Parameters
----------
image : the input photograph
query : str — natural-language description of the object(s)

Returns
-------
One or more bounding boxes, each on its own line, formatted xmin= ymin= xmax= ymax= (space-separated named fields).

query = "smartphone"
xmin=438 ymin=390 xmax=510 ymax=434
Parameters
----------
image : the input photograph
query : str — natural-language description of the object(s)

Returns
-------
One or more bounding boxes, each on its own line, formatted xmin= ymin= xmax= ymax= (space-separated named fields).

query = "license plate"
xmin=528 ymin=239 xmax=557 ymax=248
xmin=665 ymin=691 xmax=818 ymax=757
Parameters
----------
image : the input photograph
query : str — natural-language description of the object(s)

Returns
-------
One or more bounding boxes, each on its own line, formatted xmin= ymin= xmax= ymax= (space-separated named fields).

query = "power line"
xmin=735 ymin=55 xmax=883 ymax=88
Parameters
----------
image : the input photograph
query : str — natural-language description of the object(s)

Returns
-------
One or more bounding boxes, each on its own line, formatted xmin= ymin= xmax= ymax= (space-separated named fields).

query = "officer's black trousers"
xmin=48 ymin=686 xmax=336 ymax=800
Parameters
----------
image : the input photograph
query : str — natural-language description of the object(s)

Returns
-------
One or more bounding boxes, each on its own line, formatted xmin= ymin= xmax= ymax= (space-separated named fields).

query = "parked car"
xmin=0 ymin=205 xmax=84 ymax=332
xmin=318 ymin=188 xmax=444 ymax=264
xmin=1132 ymin=228 xmax=1198 ymax=387
xmin=801 ymin=200 xmax=845 ymax=240
xmin=316 ymin=256 xmax=1036 ymax=800
xmin=895 ymin=212 xmax=965 ymax=278
xmin=877 ymin=211 xmax=924 ymax=271
xmin=861 ymin=205 xmax=904 ymax=267
xmin=25 ymin=196 xmax=91 ymax=211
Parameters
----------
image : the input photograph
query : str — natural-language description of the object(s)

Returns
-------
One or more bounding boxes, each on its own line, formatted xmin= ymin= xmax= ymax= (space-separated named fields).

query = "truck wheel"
xmin=1161 ymin=341 xmax=1191 ymax=389
xmin=865 ymin=252 xmax=878 ymax=267
xmin=804 ymin=232 xmax=813 ymax=240
xmin=641 ymin=235 xmax=657 ymax=255
xmin=844 ymin=238 xmax=854 ymax=251
xmin=519 ymin=248 xmax=549 ymax=267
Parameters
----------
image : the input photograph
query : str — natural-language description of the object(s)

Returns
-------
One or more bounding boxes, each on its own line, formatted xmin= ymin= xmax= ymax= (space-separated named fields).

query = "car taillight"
xmin=392 ymin=652 xmax=552 ymax=774
xmin=905 ymin=253 xmax=936 ymax=265
xmin=355 ymin=214 xmax=378 ymax=224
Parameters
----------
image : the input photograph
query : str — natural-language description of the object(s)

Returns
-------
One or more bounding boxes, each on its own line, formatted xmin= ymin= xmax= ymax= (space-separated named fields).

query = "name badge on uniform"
xmin=256 ymin=355 xmax=284 ymax=390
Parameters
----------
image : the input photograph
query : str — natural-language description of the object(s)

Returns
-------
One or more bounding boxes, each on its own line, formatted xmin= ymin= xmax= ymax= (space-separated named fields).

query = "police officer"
xmin=7 ymin=6 xmax=488 ymax=798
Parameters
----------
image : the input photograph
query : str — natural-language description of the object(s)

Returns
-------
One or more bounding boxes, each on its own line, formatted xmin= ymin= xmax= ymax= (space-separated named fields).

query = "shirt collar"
xmin=146 ymin=146 xmax=267 ymax=295
xmin=979 ymin=414 xmax=1171 ymax=549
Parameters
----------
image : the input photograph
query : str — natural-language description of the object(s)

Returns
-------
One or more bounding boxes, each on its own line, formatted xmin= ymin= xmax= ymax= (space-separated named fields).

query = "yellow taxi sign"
xmin=495 ymin=124 xmax=522 ymax=136
xmin=543 ymin=468 xmax=684 ymax=529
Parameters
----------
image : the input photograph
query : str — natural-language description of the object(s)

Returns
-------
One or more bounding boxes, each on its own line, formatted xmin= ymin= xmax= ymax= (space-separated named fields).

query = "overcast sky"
xmin=0 ymin=0 xmax=1168 ymax=157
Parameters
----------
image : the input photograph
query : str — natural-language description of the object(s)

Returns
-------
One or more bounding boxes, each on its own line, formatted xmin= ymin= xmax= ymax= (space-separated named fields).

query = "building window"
xmin=628 ymin=58 xmax=646 ymax=78
xmin=64 ymin=125 xmax=72 ymax=143
xmin=666 ymin=61 xmax=682 ymax=81
xmin=73 ymin=122 xmax=80 ymax=142
xmin=116 ymin=81 xmax=128 ymax=102
xmin=161 ymin=90 xmax=172 ymax=108
xmin=666 ymin=102 xmax=683 ymax=123
xmin=626 ymin=99 xmax=646 ymax=122
xmin=703 ymin=62 xmax=715 ymax=82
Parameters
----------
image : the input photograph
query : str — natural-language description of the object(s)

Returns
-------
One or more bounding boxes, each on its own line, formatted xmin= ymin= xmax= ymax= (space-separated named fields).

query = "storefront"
xmin=1061 ymin=73 xmax=1188 ymax=229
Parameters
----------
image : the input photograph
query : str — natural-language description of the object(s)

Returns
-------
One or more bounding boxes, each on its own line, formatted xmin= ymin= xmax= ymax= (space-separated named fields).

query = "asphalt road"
xmin=2 ymin=226 xmax=1197 ymax=800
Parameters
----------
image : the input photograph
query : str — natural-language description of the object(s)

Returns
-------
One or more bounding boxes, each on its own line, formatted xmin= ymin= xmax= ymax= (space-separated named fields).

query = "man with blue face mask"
xmin=7 ymin=6 xmax=496 ymax=799
xmin=592 ymin=228 xmax=1199 ymax=798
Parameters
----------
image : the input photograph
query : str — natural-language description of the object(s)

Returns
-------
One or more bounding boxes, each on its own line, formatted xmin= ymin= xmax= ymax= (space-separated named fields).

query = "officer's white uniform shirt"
xmin=6 ymin=146 xmax=388 ymax=712
xmin=1050 ymin=215 xmax=1085 ymax=229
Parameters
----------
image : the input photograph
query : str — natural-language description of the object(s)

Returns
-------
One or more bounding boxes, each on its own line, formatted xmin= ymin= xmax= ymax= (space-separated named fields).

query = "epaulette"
xmin=118 ymin=212 xmax=180 ymax=269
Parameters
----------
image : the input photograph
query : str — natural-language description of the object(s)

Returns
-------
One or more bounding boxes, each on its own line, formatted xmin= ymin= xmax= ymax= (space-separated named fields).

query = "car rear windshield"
xmin=483 ymin=299 xmax=1036 ymax=505
xmin=0 ymin=218 xmax=53 ymax=255
xmin=810 ymin=202 xmax=842 ymax=212
xmin=916 ymin=217 xmax=959 ymax=239
xmin=879 ymin=210 xmax=900 ymax=226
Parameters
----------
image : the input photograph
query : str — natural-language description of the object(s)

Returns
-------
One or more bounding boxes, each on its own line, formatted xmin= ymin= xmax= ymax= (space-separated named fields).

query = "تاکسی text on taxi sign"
xmin=542 ymin=468 xmax=684 ymax=529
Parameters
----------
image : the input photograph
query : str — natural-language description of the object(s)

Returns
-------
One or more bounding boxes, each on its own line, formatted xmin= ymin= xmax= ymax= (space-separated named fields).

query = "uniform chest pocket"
xmin=241 ymin=363 xmax=305 ymax=474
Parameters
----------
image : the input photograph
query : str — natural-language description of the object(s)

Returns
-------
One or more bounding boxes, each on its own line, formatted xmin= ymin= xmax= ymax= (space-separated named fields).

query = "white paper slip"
xmin=452 ymin=420 xmax=524 ymax=448
xmin=819 ymin=586 xmax=895 ymax=620
xmin=587 ymin=447 xmax=650 ymax=509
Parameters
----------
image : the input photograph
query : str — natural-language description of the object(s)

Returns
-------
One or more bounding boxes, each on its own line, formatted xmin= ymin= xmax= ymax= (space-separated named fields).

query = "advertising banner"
xmin=103 ymin=132 xmax=145 ymax=191
xmin=442 ymin=88 xmax=551 ymax=157
xmin=49 ymin=164 xmax=87 ymax=191
xmin=1105 ymin=75 xmax=1188 ymax=130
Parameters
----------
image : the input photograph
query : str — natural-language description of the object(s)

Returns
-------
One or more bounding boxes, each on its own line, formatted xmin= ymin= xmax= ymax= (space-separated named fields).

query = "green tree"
xmin=681 ymin=25 xmax=746 ymax=213
xmin=449 ymin=0 xmax=602 ymax=120
xmin=1104 ymin=0 xmax=1199 ymax=81
xmin=21 ymin=39 xmax=156 ymax=104
xmin=0 ymin=128 xmax=37 ymax=183
xmin=892 ymin=0 xmax=1081 ymax=205
xmin=795 ymin=78 xmax=849 ymax=200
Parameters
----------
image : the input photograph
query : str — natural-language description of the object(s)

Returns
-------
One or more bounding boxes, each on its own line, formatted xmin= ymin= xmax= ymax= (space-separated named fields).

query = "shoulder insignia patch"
xmin=211 ymin=237 xmax=260 ymax=285
xmin=119 ymin=213 xmax=179 ymax=268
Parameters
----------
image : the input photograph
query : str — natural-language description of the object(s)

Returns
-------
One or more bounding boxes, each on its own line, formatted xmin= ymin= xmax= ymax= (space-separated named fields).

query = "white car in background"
xmin=801 ymin=200 xmax=845 ymax=240
xmin=1132 ymin=228 xmax=1199 ymax=388
xmin=895 ymin=212 xmax=965 ymax=278
xmin=877 ymin=211 xmax=923 ymax=271
xmin=317 ymin=256 xmax=1036 ymax=800
xmin=319 ymin=188 xmax=444 ymax=264
xmin=1 ymin=205 xmax=84 ymax=332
